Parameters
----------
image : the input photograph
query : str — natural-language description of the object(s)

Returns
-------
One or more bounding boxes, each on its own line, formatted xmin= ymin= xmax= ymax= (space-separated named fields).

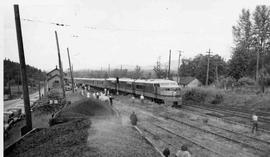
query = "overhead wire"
xmin=21 ymin=18 xmax=169 ymax=33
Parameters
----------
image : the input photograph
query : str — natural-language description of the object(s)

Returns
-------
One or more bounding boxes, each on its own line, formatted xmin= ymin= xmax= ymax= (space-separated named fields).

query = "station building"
xmin=45 ymin=66 xmax=67 ymax=96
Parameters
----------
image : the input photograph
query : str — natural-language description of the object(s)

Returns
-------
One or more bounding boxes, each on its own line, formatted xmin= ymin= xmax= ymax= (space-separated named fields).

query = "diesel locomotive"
xmin=73 ymin=77 xmax=181 ymax=105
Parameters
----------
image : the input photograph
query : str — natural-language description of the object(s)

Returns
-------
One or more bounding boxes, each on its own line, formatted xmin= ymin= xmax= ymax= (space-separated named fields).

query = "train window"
xmin=136 ymin=85 xmax=144 ymax=89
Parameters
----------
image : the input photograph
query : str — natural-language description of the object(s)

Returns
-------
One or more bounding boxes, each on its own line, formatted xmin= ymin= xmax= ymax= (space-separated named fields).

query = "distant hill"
xmin=4 ymin=58 xmax=46 ymax=87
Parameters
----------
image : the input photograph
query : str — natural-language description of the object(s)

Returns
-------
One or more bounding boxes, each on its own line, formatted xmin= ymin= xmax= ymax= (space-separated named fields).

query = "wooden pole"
xmin=67 ymin=48 xmax=74 ymax=93
xmin=54 ymin=31 xmax=66 ymax=99
xmin=177 ymin=50 xmax=181 ymax=84
xmin=168 ymin=49 xmax=171 ymax=80
xmin=44 ymin=79 xmax=47 ymax=96
xmin=108 ymin=64 xmax=110 ymax=77
xmin=38 ymin=80 xmax=41 ymax=99
xmin=206 ymin=49 xmax=212 ymax=86
xmin=215 ymin=65 xmax=219 ymax=83
xmin=14 ymin=4 xmax=32 ymax=131
xmin=256 ymin=48 xmax=260 ymax=81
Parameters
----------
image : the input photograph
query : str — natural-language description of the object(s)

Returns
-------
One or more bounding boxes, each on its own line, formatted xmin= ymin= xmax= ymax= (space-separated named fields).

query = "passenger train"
xmin=72 ymin=77 xmax=181 ymax=105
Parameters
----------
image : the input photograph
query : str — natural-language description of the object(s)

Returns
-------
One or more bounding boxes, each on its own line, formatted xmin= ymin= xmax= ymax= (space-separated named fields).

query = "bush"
xmin=217 ymin=76 xmax=237 ymax=89
xmin=238 ymin=77 xmax=256 ymax=86
xmin=47 ymin=89 xmax=62 ymax=99
xmin=182 ymin=88 xmax=206 ymax=104
xmin=182 ymin=87 xmax=224 ymax=105
xmin=211 ymin=93 xmax=224 ymax=104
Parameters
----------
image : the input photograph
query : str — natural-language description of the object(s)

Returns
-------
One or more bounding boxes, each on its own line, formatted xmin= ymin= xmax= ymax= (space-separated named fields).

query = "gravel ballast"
xmin=5 ymin=95 xmax=161 ymax=157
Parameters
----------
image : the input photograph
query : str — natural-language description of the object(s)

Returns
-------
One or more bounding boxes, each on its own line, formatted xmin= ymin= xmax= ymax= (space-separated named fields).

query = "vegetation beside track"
xmin=181 ymin=87 xmax=270 ymax=112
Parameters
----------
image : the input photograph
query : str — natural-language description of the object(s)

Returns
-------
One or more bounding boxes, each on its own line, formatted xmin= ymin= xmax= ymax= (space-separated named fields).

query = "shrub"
xmin=238 ymin=77 xmax=256 ymax=86
xmin=211 ymin=93 xmax=224 ymax=104
xmin=217 ymin=76 xmax=237 ymax=89
xmin=47 ymin=89 xmax=62 ymax=99
xmin=182 ymin=88 xmax=206 ymax=104
xmin=182 ymin=87 xmax=224 ymax=105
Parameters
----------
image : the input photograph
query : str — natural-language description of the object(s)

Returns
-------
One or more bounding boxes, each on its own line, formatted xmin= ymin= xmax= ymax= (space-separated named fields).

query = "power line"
xmin=21 ymin=18 xmax=168 ymax=33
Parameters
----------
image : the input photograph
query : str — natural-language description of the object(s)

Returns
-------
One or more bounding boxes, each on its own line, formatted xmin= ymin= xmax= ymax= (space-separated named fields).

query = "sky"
xmin=2 ymin=0 xmax=270 ymax=71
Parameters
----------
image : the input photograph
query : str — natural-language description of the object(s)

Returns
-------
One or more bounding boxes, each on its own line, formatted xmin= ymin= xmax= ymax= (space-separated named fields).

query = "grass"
xmin=181 ymin=86 xmax=270 ymax=112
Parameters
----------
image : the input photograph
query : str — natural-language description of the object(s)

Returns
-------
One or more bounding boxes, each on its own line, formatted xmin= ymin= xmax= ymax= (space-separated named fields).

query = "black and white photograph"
xmin=2 ymin=0 xmax=270 ymax=156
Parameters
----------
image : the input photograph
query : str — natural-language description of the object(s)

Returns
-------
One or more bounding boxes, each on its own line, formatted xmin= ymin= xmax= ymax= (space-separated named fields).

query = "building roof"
xmin=179 ymin=76 xmax=197 ymax=85
xmin=47 ymin=67 xmax=67 ymax=77
xmin=47 ymin=74 xmax=61 ymax=82
xmin=47 ymin=67 xmax=59 ymax=76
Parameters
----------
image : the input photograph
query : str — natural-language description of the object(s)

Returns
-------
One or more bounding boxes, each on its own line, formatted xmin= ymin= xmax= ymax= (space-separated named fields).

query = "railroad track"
xmin=179 ymin=107 xmax=270 ymax=143
xmin=184 ymin=104 xmax=270 ymax=123
xmin=139 ymin=123 xmax=224 ymax=157
xmin=114 ymin=99 xmax=270 ymax=156
xmin=164 ymin=116 xmax=270 ymax=154
xmin=182 ymin=104 xmax=270 ymax=133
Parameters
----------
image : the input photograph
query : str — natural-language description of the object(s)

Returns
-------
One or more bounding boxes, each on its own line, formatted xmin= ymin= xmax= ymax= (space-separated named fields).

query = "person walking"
xmin=252 ymin=112 xmax=258 ymax=134
xmin=176 ymin=145 xmax=191 ymax=157
xmin=130 ymin=111 xmax=138 ymax=126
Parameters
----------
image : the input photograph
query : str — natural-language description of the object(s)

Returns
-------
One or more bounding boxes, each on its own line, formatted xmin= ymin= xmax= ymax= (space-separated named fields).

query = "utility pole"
xmin=168 ymin=49 xmax=171 ymax=80
xmin=14 ymin=4 xmax=32 ymax=131
xmin=44 ymin=79 xmax=47 ymax=96
xmin=215 ymin=65 xmax=219 ymax=83
xmin=120 ymin=65 xmax=123 ymax=77
xmin=38 ymin=79 xmax=41 ymax=99
xmin=54 ymin=31 xmax=66 ymax=99
xmin=108 ymin=64 xmax=110 ymax=77
xmin=67 ymin=48 xmax=74 ymax=93
xmin=206 ymin=49 xmax=212 ymax=86
xmin=256 ymin=49 xmax=260 ymax=81
xmin=176 ymin=50 xmax=182 ymax=84
xmin=17 ymin=69 xmax=20 ymax=92
xmin=8 ymin=75 xmax=12 ymax=98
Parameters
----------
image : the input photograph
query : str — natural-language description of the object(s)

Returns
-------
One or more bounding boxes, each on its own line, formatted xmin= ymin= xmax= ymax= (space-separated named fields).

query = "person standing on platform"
xmin=140 ymin=94 xmax=144 ymax=104
xmin=109 ymin=95 xmax=113 ymax=106
xmin=252 ymin=112 xmax=258 ymax=134
xmin=96 ymin=92 xmax=99 ymax=99
xmin=176 ymin=145 xmax=191 ymax=157
xmin=132 ymin=95 xmax=135 ymax=103
xmin=130 ymin=111 xmax=138 ymax=126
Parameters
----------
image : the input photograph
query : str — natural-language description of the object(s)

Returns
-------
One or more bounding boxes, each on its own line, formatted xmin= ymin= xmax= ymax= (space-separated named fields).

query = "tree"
xmin=153 ymin=59 xmax=167 ymax=79
xmin=232 ymin=9 xmax=253 ymax=50
xmin=228 ymin=47 xmax=250 ymax=80
xmin=179 ymin=54 xmax=228 ymax=85
xmin=252 ymin=5 xmax=270 ymax=78
xmin=133 ymin=65 xmax=143 ymax=79
xmin=230 ymin=5 xmax=270 ymax=80
xmin=230 ymin=9 xmax=254 ymax=79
